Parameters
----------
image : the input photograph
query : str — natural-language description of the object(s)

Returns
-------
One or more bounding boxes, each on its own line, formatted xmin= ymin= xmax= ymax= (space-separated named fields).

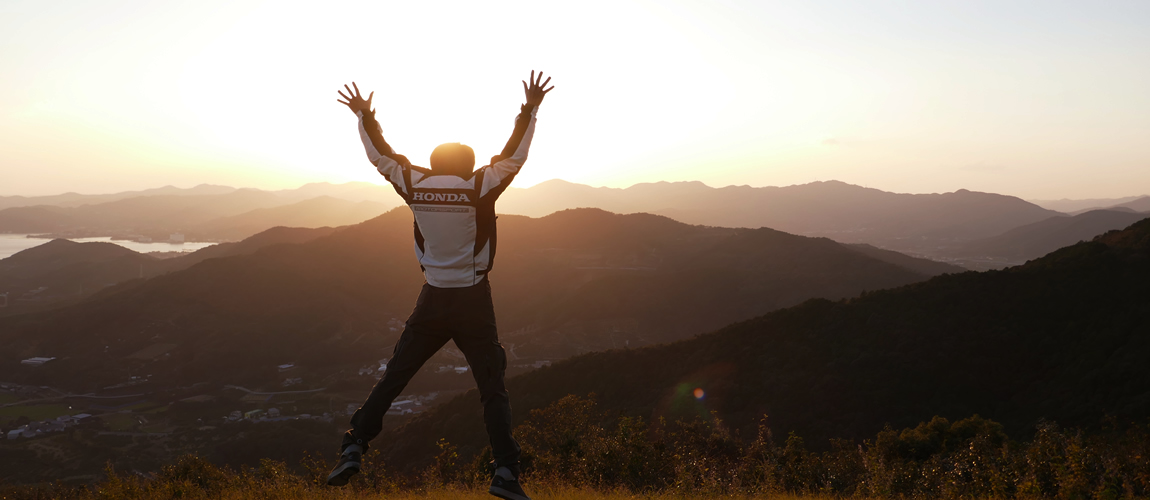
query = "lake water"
xmin=0 ymin=234 xmax=217 ymax=260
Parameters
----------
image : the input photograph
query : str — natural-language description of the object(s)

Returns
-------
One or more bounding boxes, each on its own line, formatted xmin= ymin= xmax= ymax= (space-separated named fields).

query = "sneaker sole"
xmin=326 ymin=462 xmax=360 ymax=486
xmin=489 ymin=485 xmax=531 ymax=500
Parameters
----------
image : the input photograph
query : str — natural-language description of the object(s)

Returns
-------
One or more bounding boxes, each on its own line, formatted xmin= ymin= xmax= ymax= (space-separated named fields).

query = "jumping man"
xmin=327 ymin=72 xmax=554 ymax=500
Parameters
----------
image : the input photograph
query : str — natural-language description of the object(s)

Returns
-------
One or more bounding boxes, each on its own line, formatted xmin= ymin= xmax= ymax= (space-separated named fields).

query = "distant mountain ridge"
xmin=0 ymin=190 xmax=397 ymax=242
xmin=3 ymin=179 xmax=1067 ymax=261
xmin=0 ymin=182 xmax=403 ymax=210
xmin=946 ymin=209 xmax=1148 ymax=266
xmin=1030 ymin=195 xmax=1150 ymax=214
xmin=0 ymin=184 xmax=238 ymax=210
xmin=0 ymin=208 xmax=953 ymax=391
xmin=1028 ymin=195 xmax=1147 ymax=213
xmin=498 ymin=179 xmax=1060 ymax=254
xmin=1113 ymin=196 xmax=1150 ymax=213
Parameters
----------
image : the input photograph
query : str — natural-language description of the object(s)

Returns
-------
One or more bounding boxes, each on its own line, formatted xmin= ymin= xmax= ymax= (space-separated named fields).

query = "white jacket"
xmin=356 ymin=105 xmax=538 ymax=288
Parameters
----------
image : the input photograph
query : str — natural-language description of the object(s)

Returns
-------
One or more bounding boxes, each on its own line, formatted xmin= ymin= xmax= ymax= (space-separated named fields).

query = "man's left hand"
xmin=337 ymin=82 xmax=374 ymax=114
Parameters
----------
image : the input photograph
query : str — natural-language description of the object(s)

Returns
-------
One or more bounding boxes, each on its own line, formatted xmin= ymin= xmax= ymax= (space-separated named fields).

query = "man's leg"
xmin=451 ymin=280 xmax=521 ymax=470
xmin=451 ymin=280 xmax=530 ymax=499
xmin=341 ymin=284 xmax=451 ymax=451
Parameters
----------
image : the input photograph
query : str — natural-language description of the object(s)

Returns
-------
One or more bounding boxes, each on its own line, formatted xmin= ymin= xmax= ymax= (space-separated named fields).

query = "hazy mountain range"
xmin=0 ymin=208 xmax=958 ymax=391
xmin=0 ymin=182 xmax=398 ymax=210
xmin=0 ymin=187 xmax=393 ymax=242
xmin=4 ymin=180 xmax=1146 ymax=270
xmin=944 ymin=209 xmax=1149 ymax=267
xmin=499 ymin=180 xmax=1061 ymax=247
xmin=1029 ymin=195 xmax=1150 ymax=214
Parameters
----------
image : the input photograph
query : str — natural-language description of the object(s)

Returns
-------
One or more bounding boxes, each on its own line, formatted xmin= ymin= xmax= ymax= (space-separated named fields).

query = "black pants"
xmin=342 ymin=278 xmax=521 ymax=468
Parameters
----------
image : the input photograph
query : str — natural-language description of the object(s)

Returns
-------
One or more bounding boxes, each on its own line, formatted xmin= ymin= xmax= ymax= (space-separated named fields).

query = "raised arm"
xmin=337 ymin=82 xmax=420 ymax=199
xmin=479 ymin=71 xmax=554 ymax=199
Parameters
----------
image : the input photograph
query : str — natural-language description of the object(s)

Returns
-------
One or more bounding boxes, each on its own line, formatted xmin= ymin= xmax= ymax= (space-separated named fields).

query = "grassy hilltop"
xmin=2 ymin=399 xmax=1149 ymax=499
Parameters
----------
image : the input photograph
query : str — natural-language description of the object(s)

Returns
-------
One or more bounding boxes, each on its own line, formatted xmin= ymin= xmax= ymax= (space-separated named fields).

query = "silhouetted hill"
xmin=1114 ymin=196 xmax=1150 ymax=213
xmin=493 ymin=209 xmax=949 ymax=358
xmin=498 ymin=180 xmax=1059 ymax=254
xmin=270 ymin=182 xmax=402 ymax=205
xmin=0 ymin=206 xmax=74 ymax=233
xmin=0 ymin=239 xmax=155 ymax=310
xmin=0 ymin=226 xmax=337 ymax=313
xmin=844 ymin=243 xmax=965 ymax=276
xmin=376 ymin=217 xmax=1150 ymax=469
xmin=169 ymin=226 xmax=337 ymax=267
xmin=0 ymin=208 xmax=947 ymax=391
xmin=191 ymin=197 xmax=387 ymax=241
xmin=948 ymin=210 xmax=1147 ymax=264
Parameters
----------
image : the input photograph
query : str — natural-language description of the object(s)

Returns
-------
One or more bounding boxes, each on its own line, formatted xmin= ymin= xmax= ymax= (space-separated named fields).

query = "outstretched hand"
xmin=522 ymin=71 xmax=554 ymax=107
xmin=337 ymin=82 xmax=373 ymax=114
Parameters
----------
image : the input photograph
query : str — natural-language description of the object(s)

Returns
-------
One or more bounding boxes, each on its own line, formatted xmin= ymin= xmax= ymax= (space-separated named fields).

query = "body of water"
xmin=0 ymin=234 xmax=217 ymax=260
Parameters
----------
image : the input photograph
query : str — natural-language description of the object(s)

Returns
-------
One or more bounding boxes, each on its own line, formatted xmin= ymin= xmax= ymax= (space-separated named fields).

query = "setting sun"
xmin=3 ymin=1 xmax=1148 ymax=199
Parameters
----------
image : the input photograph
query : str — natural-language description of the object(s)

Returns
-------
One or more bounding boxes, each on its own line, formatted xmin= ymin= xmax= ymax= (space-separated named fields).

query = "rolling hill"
xmin=946 ymin=209 xmax=1148 ymax=265
xmin=0 ymin=206 xmax=74 ymax=233
xmin=0 ymin=239 xmax=156 ymax=310
xmin=169 ymin=226 xmax=338 ymax=267
xmin=1114 ymin=196 xmax=1150 ymax=213
xmin=190 ymin=197 xmax=388 ymax=241
xmin=373 ymin=216 xmax=1150 ymax=469
xmin=0 ymin=226 xmax=337 ymax=314
xmin=0 ymin=208 xmax=953 ymax=392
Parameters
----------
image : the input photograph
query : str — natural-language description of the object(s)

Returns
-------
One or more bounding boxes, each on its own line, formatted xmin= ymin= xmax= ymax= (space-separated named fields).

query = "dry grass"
xmin=144 ymin=486 xmax=815 ymax=499
xmin=0 ymin=482 xmax=820 ymax=500
xmin=365 ymin=489 xmax=817 ymax=499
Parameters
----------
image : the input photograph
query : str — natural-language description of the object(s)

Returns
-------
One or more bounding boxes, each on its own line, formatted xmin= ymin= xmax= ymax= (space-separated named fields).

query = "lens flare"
xmin=693 ymin=388 xmax=705 ymax=399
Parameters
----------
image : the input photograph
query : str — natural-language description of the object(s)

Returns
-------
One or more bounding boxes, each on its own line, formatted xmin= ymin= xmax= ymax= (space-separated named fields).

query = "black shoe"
xmin=489 ymin=466 xmax=531 ymax=500
xmin=326 ymin=447 xmax=362 ymax=486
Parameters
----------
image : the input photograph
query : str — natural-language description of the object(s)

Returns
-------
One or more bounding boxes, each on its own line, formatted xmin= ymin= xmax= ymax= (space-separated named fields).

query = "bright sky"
xmin=1 ymin=0 xmax=1148 ymax=199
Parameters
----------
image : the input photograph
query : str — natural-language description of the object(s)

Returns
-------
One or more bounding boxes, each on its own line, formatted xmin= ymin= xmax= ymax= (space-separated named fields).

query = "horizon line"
xmin=4 ymin=178 xmax=1147 ymax=203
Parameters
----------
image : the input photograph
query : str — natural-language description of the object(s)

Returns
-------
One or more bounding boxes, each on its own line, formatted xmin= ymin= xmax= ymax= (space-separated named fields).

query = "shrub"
xmin=3 ymin=397 xmax=1149 ymax=499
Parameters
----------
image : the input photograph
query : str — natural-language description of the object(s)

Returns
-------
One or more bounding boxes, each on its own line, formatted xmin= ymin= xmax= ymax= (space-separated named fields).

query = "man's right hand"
xmin=337 ymin=82 xmax=374 ymax=114
xmin=522 ymin=71 xmax=554 ymax=108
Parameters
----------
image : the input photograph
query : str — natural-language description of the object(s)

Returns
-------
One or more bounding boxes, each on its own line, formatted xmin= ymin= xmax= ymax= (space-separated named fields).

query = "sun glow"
xmin=2 ymin=0 xmax=1148 ymax=198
